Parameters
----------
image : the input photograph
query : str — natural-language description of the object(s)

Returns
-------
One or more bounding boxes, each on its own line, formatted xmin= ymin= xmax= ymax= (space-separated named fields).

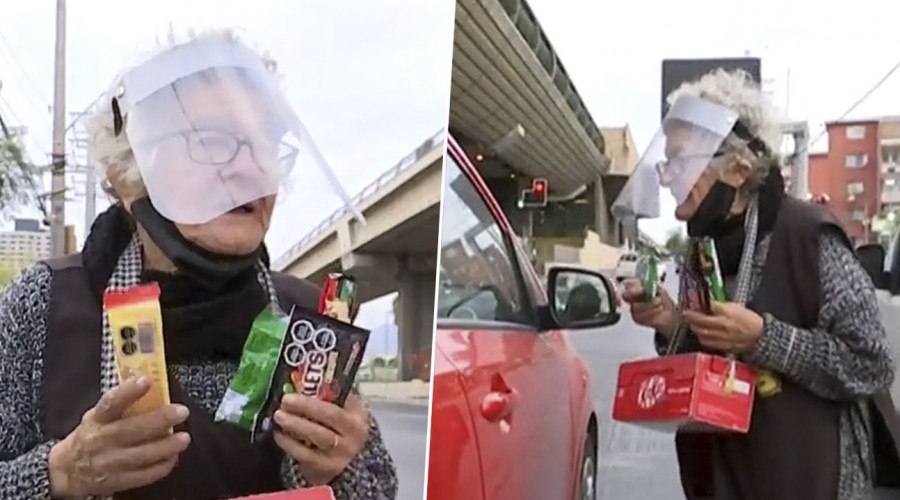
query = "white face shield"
xmin=611 ymin=95 xmax=739 ymax=225
xmin=115 ymin=37 xmax=360 ymax=226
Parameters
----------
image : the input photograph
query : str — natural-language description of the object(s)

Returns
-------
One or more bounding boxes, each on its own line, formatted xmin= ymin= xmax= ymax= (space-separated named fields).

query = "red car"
xmin=427 ymin=135 xmax=622 ymax=500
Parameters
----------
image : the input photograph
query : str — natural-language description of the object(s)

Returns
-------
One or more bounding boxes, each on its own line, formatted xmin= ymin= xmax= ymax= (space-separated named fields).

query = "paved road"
xmin=370 ymin=401 xmax=428 ymax=500
xmin=568 ymin=263 xmax=685 ymax=499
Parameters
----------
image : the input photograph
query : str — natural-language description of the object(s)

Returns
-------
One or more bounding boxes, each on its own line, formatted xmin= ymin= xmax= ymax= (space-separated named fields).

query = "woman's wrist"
xmin=656 ymin=312 xmax=682 ymax=339
xmin=48 ymin=439 xmax=72 ymax=499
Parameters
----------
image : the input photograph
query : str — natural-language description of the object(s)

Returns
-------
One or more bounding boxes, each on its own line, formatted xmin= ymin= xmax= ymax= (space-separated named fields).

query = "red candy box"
xmin=612 ymin=353 xmax=756 ymax=433
xmin=227 ymin=486 xmax=335 ymax=500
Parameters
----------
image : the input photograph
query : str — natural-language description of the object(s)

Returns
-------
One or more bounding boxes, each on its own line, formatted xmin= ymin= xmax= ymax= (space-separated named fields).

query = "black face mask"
xmin=130 ymin=197 xmax=262 ymax=290
xmin=686 ymin=181 xmax=739 ymax=237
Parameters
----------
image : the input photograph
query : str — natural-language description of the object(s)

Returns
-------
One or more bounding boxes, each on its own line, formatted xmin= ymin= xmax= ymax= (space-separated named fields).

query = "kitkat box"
xmin=612 ymin=353 xmax=756 ymax=433
xmin=227 ymin=486 xmax=335 ymax=500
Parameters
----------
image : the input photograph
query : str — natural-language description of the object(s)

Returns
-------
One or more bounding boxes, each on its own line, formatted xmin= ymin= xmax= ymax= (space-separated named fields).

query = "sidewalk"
xmin=359 ymin=380 xmax=431 ymax=406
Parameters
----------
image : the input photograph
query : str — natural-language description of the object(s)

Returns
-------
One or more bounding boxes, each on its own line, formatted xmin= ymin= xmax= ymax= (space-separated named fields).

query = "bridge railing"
xmin=273 ymin=128 xmax=447 ymax=270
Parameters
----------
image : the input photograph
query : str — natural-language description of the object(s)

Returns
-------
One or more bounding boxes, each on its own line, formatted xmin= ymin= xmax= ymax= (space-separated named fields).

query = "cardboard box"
xmin=612 ymin=353 xmax=756 ymax=433
xmin=227 ymin=486 xmax=335 ymax=500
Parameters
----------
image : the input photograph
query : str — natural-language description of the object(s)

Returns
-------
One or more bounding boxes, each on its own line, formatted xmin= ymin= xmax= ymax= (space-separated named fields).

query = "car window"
xmin=437 ymin=154 xmax=530 ymax=325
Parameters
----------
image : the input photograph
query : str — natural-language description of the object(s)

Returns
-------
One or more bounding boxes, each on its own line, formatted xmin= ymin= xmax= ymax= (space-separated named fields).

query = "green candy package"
xmin=681 ymin=237 xmax=726 ymax=313
xmin=214 ymin=306 xmax=289 ymax=435
xmin=635 ymin=252 xmax=662 ymax=303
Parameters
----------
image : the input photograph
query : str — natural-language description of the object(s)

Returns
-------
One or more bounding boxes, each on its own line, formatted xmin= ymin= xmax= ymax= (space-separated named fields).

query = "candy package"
xmin=254 ymin=274 xmax=368 ymax=440
xmin=215 ymin=273 xmax=369 ymax=442
xmin=681 ymin=237 xmax=726 ymax=313
xmin=103 ymin=283 xmax=171 ymax=417
xmin=214 ymin=306 xmax=289 ymax=433
xmin=635 ymin=252 xmax=663 ymax=303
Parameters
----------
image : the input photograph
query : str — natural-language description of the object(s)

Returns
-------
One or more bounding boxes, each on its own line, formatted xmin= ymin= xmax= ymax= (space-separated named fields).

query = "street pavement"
xmin=370 ymin=400 xmax=428 ymax=500
xmin=568 ymin=262 xmax=685 ymax=499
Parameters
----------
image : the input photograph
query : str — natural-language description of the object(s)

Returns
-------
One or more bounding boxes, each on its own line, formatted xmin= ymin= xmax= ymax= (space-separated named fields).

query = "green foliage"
xmin=664 ymin=228 xmax=687 ymax=255
xmin=0 ymin=132 xmax=47 ymax=220
xmin=392 ymin=294 xmax=400 ymax=325
xmin=0 ymin=263 xmax=18 ymax=291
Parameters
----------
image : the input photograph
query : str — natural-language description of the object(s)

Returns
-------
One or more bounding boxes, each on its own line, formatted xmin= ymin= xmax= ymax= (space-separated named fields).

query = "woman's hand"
xmin=48 ymin=377 xmax=192 ymax=498
xmin=682 ymin=302 xmax=764 ymax=353
xmin=620 ymin=279 xmax=679 ymax=336
xmin=274 ymin=394 xmax=370 ymax=486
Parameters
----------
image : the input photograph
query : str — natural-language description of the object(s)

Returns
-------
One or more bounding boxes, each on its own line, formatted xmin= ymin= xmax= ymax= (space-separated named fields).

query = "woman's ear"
xmin=720 ymin=155 xmax=754 ymax=188
xmin=104 ymin=163 xmax=146 ymax=210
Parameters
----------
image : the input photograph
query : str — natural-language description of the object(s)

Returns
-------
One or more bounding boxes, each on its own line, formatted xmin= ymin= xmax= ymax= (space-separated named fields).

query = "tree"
xmin=0 ymin=264 xmax=18 ymax=290
xmin=664 ymin=227 xmax=687 ymax=255
xmin=391 ymin=294 xmax=400 ymax=326
xmin=0 ymin=127 xmax=49 ymax=223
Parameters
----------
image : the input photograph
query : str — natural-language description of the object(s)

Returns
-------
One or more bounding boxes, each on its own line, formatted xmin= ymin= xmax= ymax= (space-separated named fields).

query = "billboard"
xmin=661 ymin=58 xmax=762 ymax=120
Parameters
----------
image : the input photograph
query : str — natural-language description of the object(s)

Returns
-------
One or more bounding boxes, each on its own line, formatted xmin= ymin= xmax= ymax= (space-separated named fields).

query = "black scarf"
xmin=704 ymin=165 xmax=784 ymax=278
xmin=82 ymin=204 xmax=272 ymax=363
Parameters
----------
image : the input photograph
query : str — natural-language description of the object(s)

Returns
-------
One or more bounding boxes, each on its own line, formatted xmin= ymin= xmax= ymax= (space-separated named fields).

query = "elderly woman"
xmin=616 ymin=69 xmax=896 ymax=500
xmin=0 ymin=30 xmax=397 ymax=499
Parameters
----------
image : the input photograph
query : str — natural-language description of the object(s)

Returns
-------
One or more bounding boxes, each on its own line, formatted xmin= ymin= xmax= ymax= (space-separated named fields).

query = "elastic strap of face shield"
xmin=111 ymin=97 xmax=125 ymax=137
xmin=731 ymin=120 xmax=770 ymax=159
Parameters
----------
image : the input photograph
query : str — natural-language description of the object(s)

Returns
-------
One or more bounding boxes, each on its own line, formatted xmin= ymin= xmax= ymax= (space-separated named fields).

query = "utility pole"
xmin=49 ymin=0 xmax=67 ymax=257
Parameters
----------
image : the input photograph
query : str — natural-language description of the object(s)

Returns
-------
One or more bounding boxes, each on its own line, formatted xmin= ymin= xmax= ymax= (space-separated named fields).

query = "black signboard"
xmin=661 ymin=58 xmax=761 ymax=120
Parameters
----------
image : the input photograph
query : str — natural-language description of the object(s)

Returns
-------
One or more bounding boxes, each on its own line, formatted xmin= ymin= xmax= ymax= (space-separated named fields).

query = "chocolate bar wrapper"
xmin=320 ymin=273 xmax=359 ymax=322
xmin=253 ymin=305 xmax=369 ymax=442
xmin=681 ymin=237 xmax=726 ymax=313
xmin=696 ymin=238 xmax=726 ymax=302
xmin=635 ymin=253 xmax=662 ymax=303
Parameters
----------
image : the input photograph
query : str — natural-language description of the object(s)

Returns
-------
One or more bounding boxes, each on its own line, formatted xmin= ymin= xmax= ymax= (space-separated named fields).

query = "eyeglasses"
xmin=656 ymin=151 xmax=725 ymax=186
xmin=146 ymin=129 xmax=300 ymax=169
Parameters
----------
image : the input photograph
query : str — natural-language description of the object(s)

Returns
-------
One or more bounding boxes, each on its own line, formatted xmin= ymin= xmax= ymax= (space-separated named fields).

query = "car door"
xmin=427 ymin=344 xmax=485 ymax=500
xmin=435 ymin=145 xmax=576 ymax=500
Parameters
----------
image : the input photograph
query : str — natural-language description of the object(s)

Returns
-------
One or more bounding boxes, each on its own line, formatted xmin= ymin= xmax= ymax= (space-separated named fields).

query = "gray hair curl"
xmin=667 ymin=68 xmax=784 ymax=191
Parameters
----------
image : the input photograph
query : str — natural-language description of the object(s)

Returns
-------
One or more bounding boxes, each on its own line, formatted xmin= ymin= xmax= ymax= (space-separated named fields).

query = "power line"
xmin=0 ymin=29 xmax=49 ymax=110
xmin=803 ymin=58 xmax=900 ymax=153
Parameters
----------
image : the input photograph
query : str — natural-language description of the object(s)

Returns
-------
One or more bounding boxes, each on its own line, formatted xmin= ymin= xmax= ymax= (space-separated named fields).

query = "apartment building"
xmin=0 ymin=218 xmax=51 ymax=270
xmin=808 ymin=117 xmax=900 ymax=245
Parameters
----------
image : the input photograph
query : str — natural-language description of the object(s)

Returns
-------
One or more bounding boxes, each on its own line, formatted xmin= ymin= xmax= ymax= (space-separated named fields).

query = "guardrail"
xmin=273 ymin=128 xmax=447 ymax=270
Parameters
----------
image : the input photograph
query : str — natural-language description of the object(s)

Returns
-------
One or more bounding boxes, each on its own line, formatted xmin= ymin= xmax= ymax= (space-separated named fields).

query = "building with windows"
xmin=808 ymin=117 xmax=900 ymax=245
xmin=0 ymin=218 xmax=51 ymax=270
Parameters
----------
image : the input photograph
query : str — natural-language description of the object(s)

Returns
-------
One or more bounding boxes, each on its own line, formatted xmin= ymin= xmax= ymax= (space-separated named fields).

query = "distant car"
xmin=428 ymin=134 xmax=622 ymax=500
xmin=615 ymin=251 xmax=666 ymax=283
xmin=850 ymin=239 xmax=900 ymax=494
xmin=615 ymin=251 xmax=638 ymax=282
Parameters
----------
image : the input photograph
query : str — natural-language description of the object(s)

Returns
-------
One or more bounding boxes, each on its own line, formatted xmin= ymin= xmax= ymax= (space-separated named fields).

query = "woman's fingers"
xmin=274 ymin=410 xmax=337 ymax=451
xmin=98 ymin=432 xmax=191 ymax=473
xmin=110 ymin=456 xmax=180 ymax=492
xmin=99 ymin=404 xmax=190 ymax=448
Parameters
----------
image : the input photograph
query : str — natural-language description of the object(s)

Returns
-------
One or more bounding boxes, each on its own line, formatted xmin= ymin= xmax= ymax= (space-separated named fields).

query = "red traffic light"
xmin=532 ymin=178 xmax=547 ymax=194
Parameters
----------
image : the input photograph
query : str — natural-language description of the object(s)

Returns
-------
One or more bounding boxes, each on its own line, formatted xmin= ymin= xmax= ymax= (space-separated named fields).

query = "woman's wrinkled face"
xmin=116 ymin=79 xmax=282 ymax=255
xmin=661 ymin=126 xmax=753 ymax=221
xmin=175 ymin=194 xmax=276 ymax=255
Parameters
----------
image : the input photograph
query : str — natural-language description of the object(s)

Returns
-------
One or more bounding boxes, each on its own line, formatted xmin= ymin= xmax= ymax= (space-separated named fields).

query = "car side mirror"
xmin=858 ymin=243 xmax=888 ymax=290
xmin=546 ymin=266 xmax=621 ymax=330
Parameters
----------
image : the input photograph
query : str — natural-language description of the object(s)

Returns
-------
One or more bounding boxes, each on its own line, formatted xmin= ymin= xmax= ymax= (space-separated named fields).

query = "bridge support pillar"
xmin=592 ymin=177 xmax=614 ymax=244
xmin=395 ymin=260 xmax=436 ymax=381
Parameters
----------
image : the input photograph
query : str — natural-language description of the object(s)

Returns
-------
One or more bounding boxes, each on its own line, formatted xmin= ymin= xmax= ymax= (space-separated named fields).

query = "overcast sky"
xmin=526 ymin=0 xmax=900 ymax=240
xmin=0 ymin=0 xmax=454 ymax=329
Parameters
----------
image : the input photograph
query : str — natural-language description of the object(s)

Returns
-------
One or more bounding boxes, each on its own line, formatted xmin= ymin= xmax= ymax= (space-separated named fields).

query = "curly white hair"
xmin=666 ymin=68 xmax=785 ymax=188
xmin=86 ymin=26 xmax=280 ymax=197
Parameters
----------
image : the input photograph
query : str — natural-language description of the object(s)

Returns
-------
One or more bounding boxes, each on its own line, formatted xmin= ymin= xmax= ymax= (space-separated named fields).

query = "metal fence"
xmin=273 ymin=128 xmax=447 ymax=270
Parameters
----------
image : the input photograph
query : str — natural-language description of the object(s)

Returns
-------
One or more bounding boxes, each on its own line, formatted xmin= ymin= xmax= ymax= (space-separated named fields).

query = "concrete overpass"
xmin=450 ymin=0 xmax=628 ymax=244
xmin=273 ymin=129 xmax=444 ymax=380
